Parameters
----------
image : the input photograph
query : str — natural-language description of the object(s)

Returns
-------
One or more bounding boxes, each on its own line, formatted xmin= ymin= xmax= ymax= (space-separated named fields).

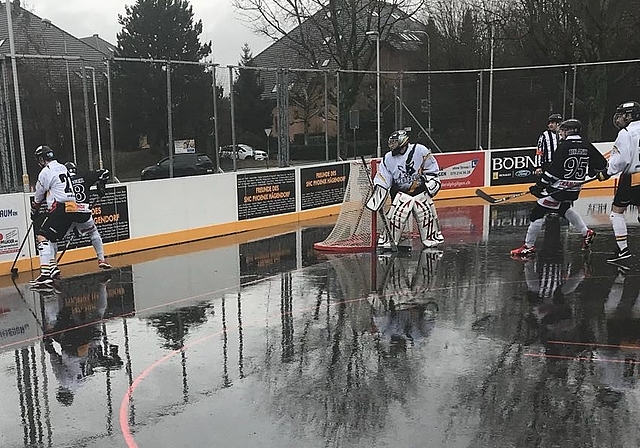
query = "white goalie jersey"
xmin=374 ymin=143 xmax=440 ymax=194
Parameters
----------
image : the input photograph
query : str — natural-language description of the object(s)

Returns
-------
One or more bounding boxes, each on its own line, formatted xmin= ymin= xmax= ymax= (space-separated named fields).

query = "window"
xmin=324 ymin=36 xmax=332 ymax=44
xmin=322 ymin=59 xmax=330 ymax=67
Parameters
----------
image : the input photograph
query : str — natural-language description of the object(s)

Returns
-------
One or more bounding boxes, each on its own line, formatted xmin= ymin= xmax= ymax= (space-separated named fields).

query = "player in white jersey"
xmin=31 ymin=146 xmax=92 ymax=287
xmin=595 ymin=101 xmax=640 ymax=266
xmin=366 ymin=130 xmax=443 ymax=249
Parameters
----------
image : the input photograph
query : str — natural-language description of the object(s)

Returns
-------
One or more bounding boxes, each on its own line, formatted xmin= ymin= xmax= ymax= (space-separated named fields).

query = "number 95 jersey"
xmin=34 ymin=160 xmax=77 ymax=209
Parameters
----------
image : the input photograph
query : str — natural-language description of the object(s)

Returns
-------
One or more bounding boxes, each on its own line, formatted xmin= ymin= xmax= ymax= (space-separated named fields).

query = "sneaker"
xmin=29 ymin=274 xmax=53 ymax=287
xmin=510 ymin=244 xmax=536 ymax=257
xmin=582 ymin=229 xmax=596 ymax=250
xmin=607 ymin=247 xmax=631 ymax=264
xmin=98 ymin=260 xmax=112 ymax=270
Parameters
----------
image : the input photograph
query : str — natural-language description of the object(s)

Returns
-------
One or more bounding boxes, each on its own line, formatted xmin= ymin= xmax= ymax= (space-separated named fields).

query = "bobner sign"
xmin=490 ymin=148 xmax=538 ymax=186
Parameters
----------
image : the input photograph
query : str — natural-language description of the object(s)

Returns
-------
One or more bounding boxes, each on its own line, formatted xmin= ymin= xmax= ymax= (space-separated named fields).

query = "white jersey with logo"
xmin=609 ymin=121 xmax=640 ymax=177
xmin=374 ymin=143 xmax=440 ymax=193
xmin=34 ymin=160 xmax=76 ymax=209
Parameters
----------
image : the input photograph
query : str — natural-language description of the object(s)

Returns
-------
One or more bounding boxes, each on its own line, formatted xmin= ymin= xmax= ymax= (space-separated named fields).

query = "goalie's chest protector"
xmin=381 ymin=145 xmax=431 ymax=190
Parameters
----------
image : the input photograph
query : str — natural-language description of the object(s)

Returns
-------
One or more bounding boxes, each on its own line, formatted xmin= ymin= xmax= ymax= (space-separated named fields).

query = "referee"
xmin=535 ymin=113 xmax=562 ymax=175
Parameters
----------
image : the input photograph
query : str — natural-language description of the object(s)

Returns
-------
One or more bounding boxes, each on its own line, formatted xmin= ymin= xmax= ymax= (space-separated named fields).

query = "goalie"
xmin=366 ymin=130 xmax=444 ymax=250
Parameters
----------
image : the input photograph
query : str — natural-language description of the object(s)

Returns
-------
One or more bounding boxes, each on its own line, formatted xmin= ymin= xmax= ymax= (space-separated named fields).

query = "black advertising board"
xmin=237 ymin=170 xmax=296 ymax=220
xmin=59 ymin=186 xmax=131 ymax=250
xmin=490 ymin=148 xmax=538 ymax=186
xmin=300 ymin=163 xmax=350 ymax=211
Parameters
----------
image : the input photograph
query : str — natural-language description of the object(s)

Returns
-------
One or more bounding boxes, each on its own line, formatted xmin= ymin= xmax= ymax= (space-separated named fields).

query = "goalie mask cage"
xmin=313 ymin=159 xmax=380 ymax=253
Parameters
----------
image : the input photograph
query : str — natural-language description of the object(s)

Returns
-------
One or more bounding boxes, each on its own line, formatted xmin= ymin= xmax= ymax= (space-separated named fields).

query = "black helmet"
xmin=548 ymin=113 xmax=563 ymax=123
xmin=65 ymin=161 xmax=77 ymax=177
xmin=34 ymin=145 xmax=55 ymax=161
xmin=613 ymin=101 xmax=640 ymax=129
xmin=559 ymin=119 xmax=582 ymax=135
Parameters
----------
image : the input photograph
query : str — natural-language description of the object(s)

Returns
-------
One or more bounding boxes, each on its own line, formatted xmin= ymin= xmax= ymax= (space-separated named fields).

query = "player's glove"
xmin=529 ymin=184 xmax=545 ymax=199
xmin=98 ymin=169 xmax=110 ymax=181
xmin=30 ymin=202 xmax=41 ymax=221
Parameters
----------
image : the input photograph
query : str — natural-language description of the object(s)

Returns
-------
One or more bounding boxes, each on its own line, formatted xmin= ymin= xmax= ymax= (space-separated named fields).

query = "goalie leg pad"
xmin=387 ymin=192 xmax=414 ymax=247
xmin=366 ymin=185 xmax=389 ymax=212
xmin=412 ymin=192 xmax=444 ymax=247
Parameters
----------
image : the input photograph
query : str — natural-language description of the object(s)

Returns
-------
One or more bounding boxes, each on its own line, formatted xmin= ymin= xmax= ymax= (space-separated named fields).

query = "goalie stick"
xmin=475 ymin=177 xmax=598 ymax=205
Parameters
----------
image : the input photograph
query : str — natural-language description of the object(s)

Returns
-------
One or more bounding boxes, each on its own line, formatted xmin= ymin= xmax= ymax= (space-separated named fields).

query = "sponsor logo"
xmin=491 ymin=155 xmax=536 ymax=171
xmin=515 ymin=169 xmax=531 ymax=177
xmin=0 ymin=209 xmax=18 ymax=218
xmin=439 ymin=158 xmax=479 ymax=180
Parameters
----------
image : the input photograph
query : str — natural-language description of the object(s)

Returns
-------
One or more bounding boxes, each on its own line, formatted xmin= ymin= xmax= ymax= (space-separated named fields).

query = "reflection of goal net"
xmin=313 ymin=159 xmax=378 ymax=252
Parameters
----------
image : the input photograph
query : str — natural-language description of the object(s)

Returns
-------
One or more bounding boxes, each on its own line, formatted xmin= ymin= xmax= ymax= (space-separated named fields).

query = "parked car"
xmin=140 ymin=153 xmax=214 ymax=180
xmin=219 ymin=144 xmax=269 ymax=161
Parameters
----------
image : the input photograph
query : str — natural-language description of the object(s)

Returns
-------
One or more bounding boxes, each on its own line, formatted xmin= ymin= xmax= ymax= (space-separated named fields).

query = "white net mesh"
xmin=313 ymin=160 xmax=377 ymax=252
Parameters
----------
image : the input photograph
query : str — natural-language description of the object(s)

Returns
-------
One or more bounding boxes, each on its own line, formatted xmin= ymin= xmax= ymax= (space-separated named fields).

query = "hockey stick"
xmin=10 ymin=221 xmax=34 ymax=278
xmin=360 ymin=156 xmax=398 ymax=252
xmin=475 ymin=177 xmax=598 ymax=205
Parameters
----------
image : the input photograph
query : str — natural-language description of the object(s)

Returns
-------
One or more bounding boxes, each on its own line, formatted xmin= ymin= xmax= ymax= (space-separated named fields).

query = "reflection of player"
xmin=586 ymin=270 xmax=640 ymax=404
xmin=371 ymin=249 xmax=442 ymax=354
xmin=38 ymin=276 xmax=122 ymax=406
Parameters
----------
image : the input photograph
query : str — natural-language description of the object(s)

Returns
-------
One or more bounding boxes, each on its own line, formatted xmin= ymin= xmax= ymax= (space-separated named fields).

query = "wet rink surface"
xmin=1 ymin=192 xmax=640 ymax=448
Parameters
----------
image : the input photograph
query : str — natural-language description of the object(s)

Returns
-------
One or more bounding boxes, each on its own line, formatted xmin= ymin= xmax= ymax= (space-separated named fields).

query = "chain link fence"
xmin=1 ymin=55 xmax=639 ymax=193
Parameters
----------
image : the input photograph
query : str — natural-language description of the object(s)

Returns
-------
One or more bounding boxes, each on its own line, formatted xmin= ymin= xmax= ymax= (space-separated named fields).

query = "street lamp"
xmin=406 ymin=29 xmax=431 ymax=134
xmin=366 ymin=30 xmax=381 ymax=158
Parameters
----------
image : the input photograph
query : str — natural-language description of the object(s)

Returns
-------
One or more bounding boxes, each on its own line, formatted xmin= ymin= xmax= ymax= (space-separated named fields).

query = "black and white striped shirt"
xmin=536 ymin=129 xmax=559 ymax=170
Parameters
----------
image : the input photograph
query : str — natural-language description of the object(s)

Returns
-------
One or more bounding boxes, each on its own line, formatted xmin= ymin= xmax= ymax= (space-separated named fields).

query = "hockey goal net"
xmin=313 ymin=159 xmax=379 ymax=253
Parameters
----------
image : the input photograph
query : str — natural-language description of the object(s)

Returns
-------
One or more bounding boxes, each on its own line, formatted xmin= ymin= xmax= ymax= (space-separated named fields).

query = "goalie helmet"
xmin=65 ymin=162 xmax=77 ymax=177
xmin=388 ymin=130 xmax=410 ymax=155
xmin=613 ymin=100 xmax=640 ymax=129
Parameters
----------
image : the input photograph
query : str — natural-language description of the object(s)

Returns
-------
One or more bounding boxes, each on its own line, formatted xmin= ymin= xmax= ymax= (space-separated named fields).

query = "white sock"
xmin=564 ymin=208 xmax=588 ymax=235
xmin=525 ymin=218 xmax=544 ymax=247
xmin=610 ymin=212 xmax=628 ymax=250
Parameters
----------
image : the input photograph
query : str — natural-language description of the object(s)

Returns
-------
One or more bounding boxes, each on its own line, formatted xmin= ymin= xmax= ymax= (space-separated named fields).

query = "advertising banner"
xmin=56 ymin=186 xmax=131 ymax=251
xmin=174 ymin=139 xmax=196 ymax=154
xmin=490 ymin=148 xmax=538 ymax=186
xmin=300 ymin=162 xmax=350 ymax=211
xmin=237 ymin=170 xmax=296 ymax=220
xmin=0 ymin=194 xmax=29 ymax=264
xmin=434 ymin=152 xmax=485 ymax=190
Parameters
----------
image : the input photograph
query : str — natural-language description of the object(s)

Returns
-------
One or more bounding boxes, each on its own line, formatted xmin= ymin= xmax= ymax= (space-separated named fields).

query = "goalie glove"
xmin=366 ymin=185 xmax=389 ymax=212
xmin=421 ymin=174 xmax=441 ymax=198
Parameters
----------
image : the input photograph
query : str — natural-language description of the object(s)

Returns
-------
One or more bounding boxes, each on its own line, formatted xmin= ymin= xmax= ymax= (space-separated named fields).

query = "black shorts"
xmin=613 ymin=174 xmax=640 ymax=208
xmin=529 ymin=202 xmax=572 ymax=222
xmin=36 ymin=205 xmax=90 ymax=242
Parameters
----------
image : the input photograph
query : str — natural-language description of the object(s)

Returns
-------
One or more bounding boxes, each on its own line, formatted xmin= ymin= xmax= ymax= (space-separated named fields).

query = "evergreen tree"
xmin=113 ymin=0 xmax=212 ymax=155
xmin=234 ymin=44 xmax=273 ymax=147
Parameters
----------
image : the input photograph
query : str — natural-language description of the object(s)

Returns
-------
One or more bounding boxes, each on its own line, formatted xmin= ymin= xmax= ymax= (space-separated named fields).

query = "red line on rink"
xmin=118 ymin=290 xmax=372 ymax=448
xmin=525 ymin=352 xmax=640 ymax=364
xmin=546 ymin=340 xmax=640 ymax=351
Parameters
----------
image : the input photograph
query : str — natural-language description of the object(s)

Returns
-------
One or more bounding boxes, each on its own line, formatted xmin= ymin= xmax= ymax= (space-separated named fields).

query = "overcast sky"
xmin=23 ymin=0 xmax=273 ymax=67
